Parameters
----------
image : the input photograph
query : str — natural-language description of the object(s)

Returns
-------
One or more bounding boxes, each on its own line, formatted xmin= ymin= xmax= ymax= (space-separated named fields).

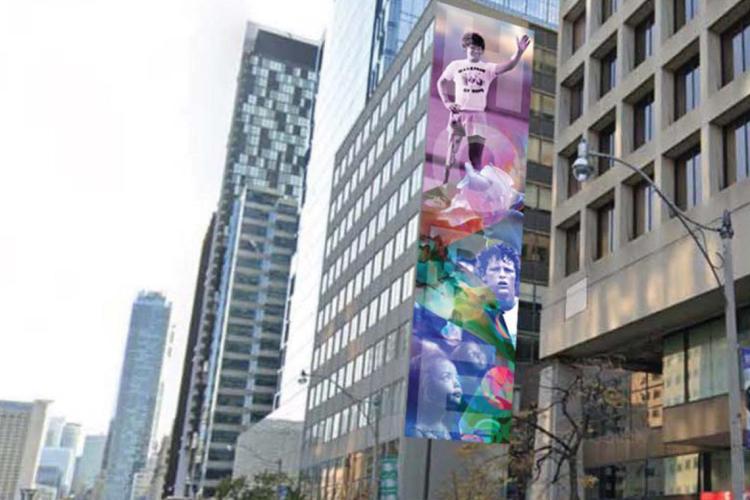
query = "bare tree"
xmin=439 ymin=356 xmax=630 ymax=500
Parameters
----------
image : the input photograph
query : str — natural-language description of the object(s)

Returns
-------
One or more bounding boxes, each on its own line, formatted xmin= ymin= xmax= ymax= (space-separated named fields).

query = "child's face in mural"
xmin=440 ymin=322 xmax=462 ymax=347
xmin=483 ymin=255 xmax=516 ymax=311
xmin=464 ymin=342 xmax=488 ymax=371
xmin=425 ymin=358 xmax=463 ymax=405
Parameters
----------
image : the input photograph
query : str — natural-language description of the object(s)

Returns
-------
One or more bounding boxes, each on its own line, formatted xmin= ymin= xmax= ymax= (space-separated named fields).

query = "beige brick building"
xmin=539 ymin=0 xmax=750 ymax=497
xmin=0 ymin=400 xmax=50 ymax=500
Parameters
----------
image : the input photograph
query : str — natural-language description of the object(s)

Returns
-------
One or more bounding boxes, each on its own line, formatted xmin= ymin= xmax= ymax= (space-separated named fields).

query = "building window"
xmin=600 ymin=47 xmax=617 ymax=97
xmin=674 ymin=0 xmax=697 ymax=32
xmin=723 ymin=112 xmax=750 ymax=187
xmin=596 ymin=200 xmax=615 ymax=260
xmin=528 ymin=136 xmax=554 ymax=166
xmin=567 ymin=152 xmax=581 ymax=198
xmin=675 ymin=57 xmax=700 ymax=119
xmin=663 ymin=318 xmax=728 ymax=408
xmin=633 ymin=92 xmax=654 ymax=150
xmin=598 ymin=123 xmax=616 ymax=174
xmin=572 ymin=11 xmax=586 ymax=53
xmin=632 ymin=176 xmax=654 ymax=239
xmin=675 ymin=147 xmax=702 ymax=210
xmin=565 ymin=222 xmax=580 ymax=276
xmin=531 ymin=91 xmax=556 ymax=118
xmin=601 ymin=0 xmax=617 ymax=24
xmin=569 ymin=79 xmax=584 ymax=123
xmin=722 ymin=17 xmax=750 ymax=85
xmin=634 ymin=14 xmax=654 ymax=66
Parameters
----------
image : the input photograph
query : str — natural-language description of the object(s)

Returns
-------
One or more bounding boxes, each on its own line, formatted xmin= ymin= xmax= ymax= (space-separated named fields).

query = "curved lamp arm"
xmin=585 ymin=150 xmax=724 ymax=288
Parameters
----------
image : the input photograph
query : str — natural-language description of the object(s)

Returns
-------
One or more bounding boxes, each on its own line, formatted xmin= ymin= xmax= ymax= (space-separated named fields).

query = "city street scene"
xmin=3 ymin=0 xmax=750 ymax=498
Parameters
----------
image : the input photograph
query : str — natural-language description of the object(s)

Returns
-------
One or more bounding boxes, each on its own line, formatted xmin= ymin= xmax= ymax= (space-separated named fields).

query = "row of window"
xmin=332 ymin=23 xmax=434 ymax=193
xmin=562 ymin=145 xmax=703 ymax=274
xmin=315 ymin=266 xmax=416 ymax=374
xmin=566 ymin=4 xmax=750 ymax=129
xmin=333 ymin=67 xmax=430 ymax=197
xmin=568 ymin=0 xmax=697 ymax=58
xmin=563 ymin=109 xmax=750 ymax=275
xmin=326 ymin=114 xmax=427 ymax=262
xmin=309 ymin=321 xmax=411 ymax=411
xmin=320 ymin=166 xmax=421 ymax=297
xmin=586 ymin=452 xmax=709 ymax=497
xmin=317 ymin=213 xmax=419 ymax=333
xmin=249 ymin=54 xmax=317 ymax=82
xmin=305 ymin=378 xmax=406 ymax=447
xmin=566 ymin=104 xmax=749 ymax=207
xmin=300 ymin=439 xmax=400 ymax=500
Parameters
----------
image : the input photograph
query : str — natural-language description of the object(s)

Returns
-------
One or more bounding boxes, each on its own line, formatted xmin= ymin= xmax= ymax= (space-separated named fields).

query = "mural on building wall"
xmin=405 ymin=2 xmax=533 ymax=443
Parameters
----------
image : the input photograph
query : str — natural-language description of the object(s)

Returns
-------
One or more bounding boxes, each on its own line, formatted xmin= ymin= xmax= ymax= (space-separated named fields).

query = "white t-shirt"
xmin=440 ymin=59 xmax=499 ymax=112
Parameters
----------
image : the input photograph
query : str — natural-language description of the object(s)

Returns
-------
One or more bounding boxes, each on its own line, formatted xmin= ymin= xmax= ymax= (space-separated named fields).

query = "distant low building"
xmin=36 ymin=447 xmax=76 ymax=497
xmin=71 ymin=435 xmax=106 ymax=498
xmin=232 ymin=419 xmax=303 ymax=479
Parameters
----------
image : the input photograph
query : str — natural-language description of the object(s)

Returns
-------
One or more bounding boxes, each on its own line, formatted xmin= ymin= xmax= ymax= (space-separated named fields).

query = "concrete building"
xmin=102 ymin=291 xmax=171 ymax=500
xmin=231 ymin=419 xmax=303 ymax=479
xmin=277 ymin=0 xmax=558 ymax=429
xmin=537 ymin=0 xmax=750 ymax=497
xmin=36 ymin=447 xmax=76 ymax=497
xmin=44 ymin=417 xmax=65 ymax=449
xmin=146 ymin=437 xmax=170 ymax=500
xmin=165 ymin=23 xmax=319 ymax=498
xmin=60 ymin=423 xmax=82 ymax=453
xmin=0 ymin=399 xmax=50 ymax=500
xmin=72 ymin=435 xmax=106 ymax=497
xmin=298 ymin=0 xmax=558 ymax=498
xmin=162 ymin=217 xmax=214 ymax=499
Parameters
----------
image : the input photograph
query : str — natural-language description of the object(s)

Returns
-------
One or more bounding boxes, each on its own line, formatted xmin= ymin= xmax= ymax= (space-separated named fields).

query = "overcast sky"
xmin=0 ymin=0 xmax=329 ymax=439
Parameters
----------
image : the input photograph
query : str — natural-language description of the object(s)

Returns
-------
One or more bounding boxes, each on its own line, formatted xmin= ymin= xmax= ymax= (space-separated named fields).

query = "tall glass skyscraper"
xmin=166 ymin=23 xmax=319 ymax=497
xmin=102 ymin=291 xmax=171 ymax=500
xmin=273 ymin=0 xmax=380 ymax=422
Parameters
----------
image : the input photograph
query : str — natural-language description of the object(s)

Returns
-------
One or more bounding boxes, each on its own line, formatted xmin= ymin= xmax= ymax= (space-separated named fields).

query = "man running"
xmin=438 ymin=32 xmax=530 ymax=184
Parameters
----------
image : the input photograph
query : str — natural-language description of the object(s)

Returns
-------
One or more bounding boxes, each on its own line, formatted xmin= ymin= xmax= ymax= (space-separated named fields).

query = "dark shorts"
xmin=448 ymin=111 xmax=488 ymax=139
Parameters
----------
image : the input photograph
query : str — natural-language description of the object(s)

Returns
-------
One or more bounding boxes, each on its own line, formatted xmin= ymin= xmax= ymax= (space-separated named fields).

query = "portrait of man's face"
xmin=465 ymin=43 xmax=484 ymax=61
xmin=424 ymin=357 xmax=463 ymax=406
xmin=483 ymin=254 xmax=516 ymax=310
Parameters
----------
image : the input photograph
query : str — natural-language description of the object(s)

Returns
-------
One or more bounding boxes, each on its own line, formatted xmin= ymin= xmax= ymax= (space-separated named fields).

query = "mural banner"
xmin=405 ymin=2 xmax=534 ymax=443
xmin=742 ymin=347 xmax=750 ymax=449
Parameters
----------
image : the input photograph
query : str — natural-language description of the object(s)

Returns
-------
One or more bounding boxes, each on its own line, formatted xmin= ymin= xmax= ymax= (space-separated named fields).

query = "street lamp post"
xmin=574 ymin=139 xmax=743 ymax=499
xmin=299 ymin=370 xmax=382 ymax=500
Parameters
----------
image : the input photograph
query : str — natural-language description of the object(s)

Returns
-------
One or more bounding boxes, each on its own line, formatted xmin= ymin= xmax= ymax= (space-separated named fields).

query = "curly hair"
xmin=461 ymin=32 xmax=485 ymax=50
xmin=476 ymin=242 xmax=521 ymax=292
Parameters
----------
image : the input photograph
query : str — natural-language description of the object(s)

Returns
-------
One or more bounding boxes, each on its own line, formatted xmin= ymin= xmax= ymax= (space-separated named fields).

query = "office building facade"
xmin=538 ymin=0 xmax=750 ymax=497
xmin=0 ymin=399 xmax=50 ymax=500
xmin=44 ymin=417 xmax=65 ymax=449
xmin=36 ymin=447 xmax=76 ymax=497
xmin=102 ymin=291 xmax=171 ymax=500
xmin=166 ymin=23 xmax=319 ymax=497
xmin=298 ymin=1 xmax=557 ymax=497
xmin=72 ymin=435 xmax=106 ymax=497
xmin=274 ymin=0 xmax=388 ymax=429
xmin=277 ymin=0 xmax=557 ymax=427
xmin=163 ymin=217 xmax=214 ymax=497
xmin=60 ymin=423 xmax=82 ymax=453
